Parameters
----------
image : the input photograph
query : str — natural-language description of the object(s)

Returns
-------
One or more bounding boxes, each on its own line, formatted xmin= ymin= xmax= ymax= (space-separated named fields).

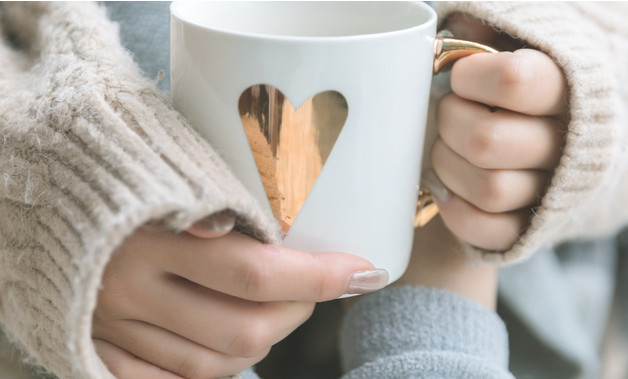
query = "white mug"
xmin=170 ymin=1 xmax=495 ymax=286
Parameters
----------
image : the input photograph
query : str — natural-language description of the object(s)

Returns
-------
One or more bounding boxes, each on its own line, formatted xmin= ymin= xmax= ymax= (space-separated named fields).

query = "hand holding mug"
xmin=396 ymin=17 xmax=567 ymax=308
xmin=427 ymin=14 xmax=568 ymax=251
xmin=92 ymin=213 xmax=386 ymax=378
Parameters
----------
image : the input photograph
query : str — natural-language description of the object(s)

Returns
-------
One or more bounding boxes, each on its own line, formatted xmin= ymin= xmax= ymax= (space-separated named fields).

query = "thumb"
xmin=187 ymin=210 xmax=236 ymax=238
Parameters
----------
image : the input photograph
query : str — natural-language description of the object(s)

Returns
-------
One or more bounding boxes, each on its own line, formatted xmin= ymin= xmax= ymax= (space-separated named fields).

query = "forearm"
xmin=433 ymin=1 xmax=628 ymax=264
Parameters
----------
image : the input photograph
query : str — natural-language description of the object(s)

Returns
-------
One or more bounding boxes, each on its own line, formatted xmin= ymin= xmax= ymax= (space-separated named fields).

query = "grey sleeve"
xmin=339 ymin=286 xmax=514 ymax=379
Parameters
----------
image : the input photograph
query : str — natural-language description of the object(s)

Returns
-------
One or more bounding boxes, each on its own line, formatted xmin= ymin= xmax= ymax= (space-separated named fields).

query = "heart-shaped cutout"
xmin=239 ymin=84 xmax=348 ymax=235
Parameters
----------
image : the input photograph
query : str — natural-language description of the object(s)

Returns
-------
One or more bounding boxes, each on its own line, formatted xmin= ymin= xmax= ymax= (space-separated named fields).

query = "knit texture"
xmin=434 ymin=2 xmax=628 ymax=265
xmin=0 ymin=3 xmax=278 ymax=378
xmin=339 ymin=286 xmax=513 ymax=378
xmin=2 ymin=2 xmax=628 ymax=378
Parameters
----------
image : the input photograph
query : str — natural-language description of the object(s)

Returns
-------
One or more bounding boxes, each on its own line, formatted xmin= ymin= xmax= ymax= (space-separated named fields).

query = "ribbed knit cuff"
xmin=433 ymin=2 xmax=623 ymax=265
xmin=340 ymin=286 xmax=511 ymax=378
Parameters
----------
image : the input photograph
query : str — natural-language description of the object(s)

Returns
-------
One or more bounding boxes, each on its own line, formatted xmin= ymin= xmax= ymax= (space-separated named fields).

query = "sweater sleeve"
xmin=0 ymin=2 xmax=278 ymax=378
xmin=430 ymin=2 xmax=628 ymax=265
xmin=339 ymin=286 xmax=514 ymax=379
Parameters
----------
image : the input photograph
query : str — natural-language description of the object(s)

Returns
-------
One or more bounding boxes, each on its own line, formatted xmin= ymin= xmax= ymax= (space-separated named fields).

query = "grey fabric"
xmin=498 ymin=241 xmax=617 ymax=379
xmin=616 ymin=230 xmax=628 ymax=334
xmin=102 ymin=1 xmax=171 ymax=92
xmin=339 ymin=287 xmax=513 ymax=378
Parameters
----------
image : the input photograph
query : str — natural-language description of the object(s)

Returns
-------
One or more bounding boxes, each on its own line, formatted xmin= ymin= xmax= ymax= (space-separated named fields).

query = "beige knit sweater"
xmin=0 ymin=2 xmax=626 ymax=378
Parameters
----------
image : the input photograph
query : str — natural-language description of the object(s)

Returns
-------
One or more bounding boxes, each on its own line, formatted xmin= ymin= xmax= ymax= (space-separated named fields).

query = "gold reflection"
xmin=239 ymin=84 xmax=348 ymax=235
xmin=414 ymin=189 xmax=438 ymax=228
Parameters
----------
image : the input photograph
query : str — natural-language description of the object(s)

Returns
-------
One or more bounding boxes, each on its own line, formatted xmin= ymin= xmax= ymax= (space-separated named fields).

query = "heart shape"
xmin=239 ymin=84 xmax=348 ymax=235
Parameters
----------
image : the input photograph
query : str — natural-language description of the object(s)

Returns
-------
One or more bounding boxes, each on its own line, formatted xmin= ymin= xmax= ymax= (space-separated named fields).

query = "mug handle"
xmin=415 ymin=30 xmax=499 ymax=228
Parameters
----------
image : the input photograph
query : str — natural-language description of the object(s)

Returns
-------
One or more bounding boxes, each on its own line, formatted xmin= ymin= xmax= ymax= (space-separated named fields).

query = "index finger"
xmin=451 ymin=49 xmax=568 ymax=116
xmin=149 ymin=231 xmax=387 ymax=302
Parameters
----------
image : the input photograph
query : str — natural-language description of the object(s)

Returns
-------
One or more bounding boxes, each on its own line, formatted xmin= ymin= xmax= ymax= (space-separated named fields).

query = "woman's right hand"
xmin=427 ymin=13 xmax=568 ymax=252
xmin=92 ymin=213 xmax=387 ymax=379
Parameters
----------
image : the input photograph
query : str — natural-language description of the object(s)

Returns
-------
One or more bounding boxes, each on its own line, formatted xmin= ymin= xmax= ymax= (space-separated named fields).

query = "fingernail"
xmin=344 ymin=269 xmax=389 ymax=295
xmin=422 ymin=169 xmax=453 ymax=207
xmin=196 ymin=210 xmax=236 ymax=234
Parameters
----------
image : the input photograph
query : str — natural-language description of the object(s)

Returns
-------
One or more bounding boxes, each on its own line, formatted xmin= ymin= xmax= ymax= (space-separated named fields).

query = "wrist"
xmin=394 ymin=217 xmax=498 ymax=310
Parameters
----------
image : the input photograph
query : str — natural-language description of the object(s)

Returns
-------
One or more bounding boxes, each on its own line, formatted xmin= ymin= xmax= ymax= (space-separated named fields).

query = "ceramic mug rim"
xmin=170 ymin=1 xmax=437 ymax=43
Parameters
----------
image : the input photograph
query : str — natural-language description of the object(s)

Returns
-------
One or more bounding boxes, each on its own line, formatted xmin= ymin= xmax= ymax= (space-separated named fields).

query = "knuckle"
xmin=306 ymin=255 xmax=329 ymax=301
xmin=465 ymin=119 xmax=501 ymax=168
xmin=230 ymin=317 xmax=273 ymax=358
xmin=238 ymin=259 xmax=271 ymax=300
xmin=496 ymin=54 xmax=529 ymax=99
xmin=313 ymin=273 xmax=327 ymax=301
xmin=175 ymin=347 xmax=213 ymax=379
xmin=475 ymin=171 xmax=508 ymax=212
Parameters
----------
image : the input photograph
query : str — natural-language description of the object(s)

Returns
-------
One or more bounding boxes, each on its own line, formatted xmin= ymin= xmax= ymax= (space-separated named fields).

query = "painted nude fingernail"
xmin=422 ymin=168 xmax=453 ymax=206
xmin=196 ymin=210 xmax=236 ymax=234
xmin=345 ymin=269 xmax=389 ymax=295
